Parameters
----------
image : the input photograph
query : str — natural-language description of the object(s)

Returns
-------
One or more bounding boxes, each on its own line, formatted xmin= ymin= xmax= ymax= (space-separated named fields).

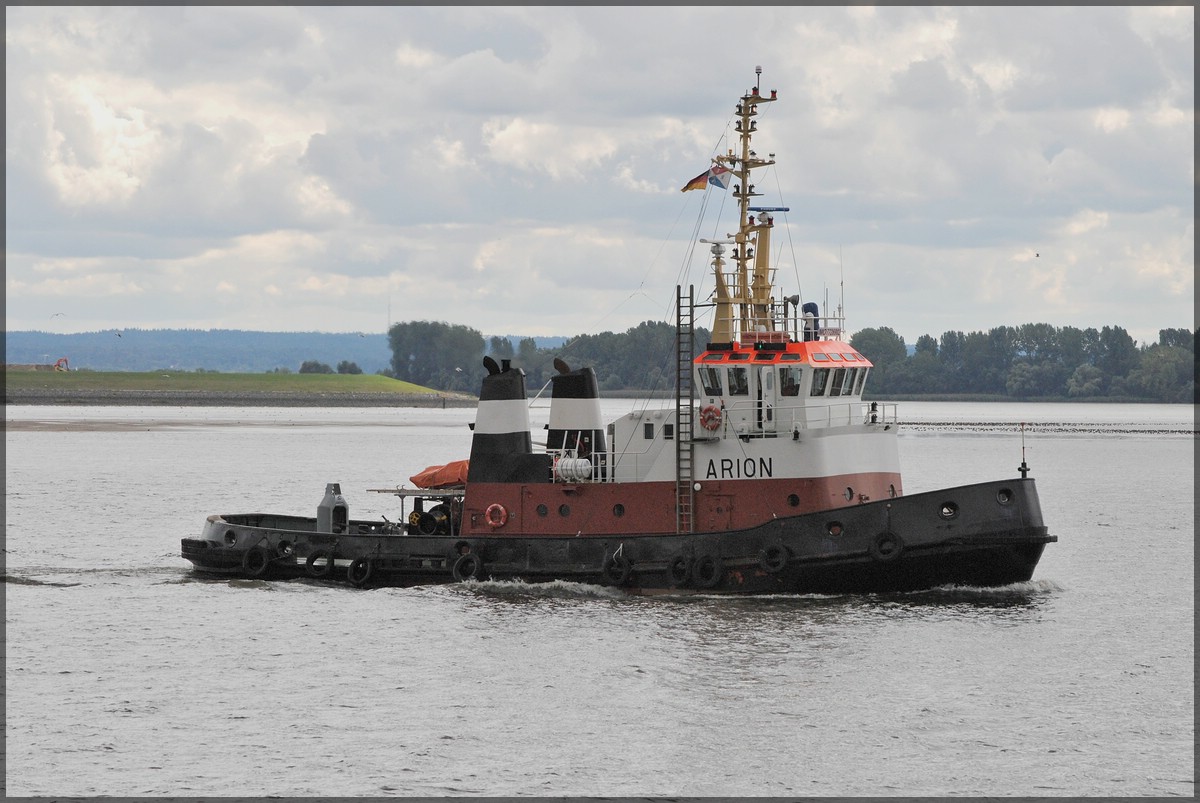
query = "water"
xmin=4 ymin=401 xmax=1194 ymax=796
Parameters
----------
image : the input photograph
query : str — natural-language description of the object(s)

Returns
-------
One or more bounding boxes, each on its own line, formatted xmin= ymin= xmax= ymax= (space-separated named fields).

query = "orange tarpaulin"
xmin=409 ymin=459 xmax=469 ymax=489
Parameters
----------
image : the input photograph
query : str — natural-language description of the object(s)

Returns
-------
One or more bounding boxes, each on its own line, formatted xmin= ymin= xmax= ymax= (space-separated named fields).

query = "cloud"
xmin=4 ymin=5 xmax=1193 ymax=350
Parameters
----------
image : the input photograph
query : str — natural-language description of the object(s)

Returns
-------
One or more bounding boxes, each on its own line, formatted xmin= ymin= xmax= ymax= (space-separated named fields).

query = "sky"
xmin=5 ymin=6 xmax=1194 ymax=348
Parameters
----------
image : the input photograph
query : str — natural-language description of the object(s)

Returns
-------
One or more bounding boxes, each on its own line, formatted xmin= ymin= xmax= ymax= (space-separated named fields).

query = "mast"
xmin=711 ymin=65 xmax=779 ymax=344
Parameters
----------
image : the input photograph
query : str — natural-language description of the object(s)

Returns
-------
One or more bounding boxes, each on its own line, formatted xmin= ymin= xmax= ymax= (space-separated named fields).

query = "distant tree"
xmin=1096 ymin=325 xmax=1139 ymax=378
xmin=299 ymin=360 xmax=333 ymax=374
xmin=1157 ymin=328 xmax=1193 ymax=351
xmin=336 ymin=360 xmax=362 ymax=375
xmin=488 ymin=336 xmax=515 ymax=361
xmin=1066 ymin=364 xmax=1104 ymax=397
xmin=850 ymin=327 xmax=907 ymax=366
xmin=388 ymin=321 xmax=484 ymax=390
xmin=914 ymin=334 xmax=938 ymax=358
xmin=1126 ymin=345 xmax=1194 ymax=402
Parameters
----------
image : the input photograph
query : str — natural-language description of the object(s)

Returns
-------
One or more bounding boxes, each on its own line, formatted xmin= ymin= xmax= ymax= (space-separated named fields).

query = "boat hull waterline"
xmin=184 ymin=478 xmax=1051 ymax=594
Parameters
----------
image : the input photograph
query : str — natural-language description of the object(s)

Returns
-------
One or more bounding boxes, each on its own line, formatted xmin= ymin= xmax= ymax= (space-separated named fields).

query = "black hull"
xmin=182 ymin=478 xmax=1053 ymax=595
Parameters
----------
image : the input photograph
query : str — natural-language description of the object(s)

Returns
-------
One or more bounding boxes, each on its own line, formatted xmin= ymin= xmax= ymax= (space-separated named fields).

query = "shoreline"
xmin=3 ymin=388 xmax=479 ymax=408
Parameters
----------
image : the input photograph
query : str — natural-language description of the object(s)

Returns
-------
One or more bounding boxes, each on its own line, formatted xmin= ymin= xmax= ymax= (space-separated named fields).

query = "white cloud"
xmin=3 ymin=5 xmax=1192 ymax=349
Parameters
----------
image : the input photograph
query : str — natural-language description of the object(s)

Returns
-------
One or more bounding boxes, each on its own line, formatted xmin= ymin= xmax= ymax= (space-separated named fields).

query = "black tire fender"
xmin=305 ymin=549 xmax=334 ymax=579
xmin=759 ymin=544 xmax=789 ymax=573
xmin=452 ymin=552 xmax=483 ymax=582
xmin=602 ymin=553 xmax=633 ymax=586
xmin=694 ymin=553 xmax=723 ymax=589
xmin=242 ymin=545 xmax=271 ymax=578
xmin=869 ymin=531 xmax=904 ymax=563
xmin=666 ymin=554 xmax=691 ymax=587
xmin=347 ymin=557 xmax=374 ymax=587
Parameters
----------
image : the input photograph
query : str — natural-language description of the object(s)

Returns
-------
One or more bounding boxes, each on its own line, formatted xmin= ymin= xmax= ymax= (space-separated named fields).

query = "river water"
xmin=4 ymin=400 xmax=1194 ymax=797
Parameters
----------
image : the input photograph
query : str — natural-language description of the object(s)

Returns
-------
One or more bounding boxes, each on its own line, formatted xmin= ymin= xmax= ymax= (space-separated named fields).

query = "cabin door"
xmin=756 ymin=366 xmax=778 ymax=433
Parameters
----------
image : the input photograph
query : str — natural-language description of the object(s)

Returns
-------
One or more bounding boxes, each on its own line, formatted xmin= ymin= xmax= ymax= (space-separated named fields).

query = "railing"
xmin=708 ymin=398 xmax=900 ymax=432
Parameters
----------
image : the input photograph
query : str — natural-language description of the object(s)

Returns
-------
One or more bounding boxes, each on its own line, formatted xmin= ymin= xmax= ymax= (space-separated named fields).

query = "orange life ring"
xmin=699 ymin=404 xmax=723 ymax=431
xmin=485 ymin=503 xmax=508 ymax=528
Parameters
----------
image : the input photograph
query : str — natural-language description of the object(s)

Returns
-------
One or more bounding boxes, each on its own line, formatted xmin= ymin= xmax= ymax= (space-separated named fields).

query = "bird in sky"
xmin=50 ymin=312 xmax=64 ymax=319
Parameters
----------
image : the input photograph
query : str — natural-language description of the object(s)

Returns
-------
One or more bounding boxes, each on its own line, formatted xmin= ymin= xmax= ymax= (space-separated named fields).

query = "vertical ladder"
xmin=675 ymin=285 xmax=696 ymax=534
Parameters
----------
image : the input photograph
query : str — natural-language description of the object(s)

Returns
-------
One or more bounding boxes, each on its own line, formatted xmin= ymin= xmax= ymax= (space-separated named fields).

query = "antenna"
xmin=755 ymin=65 xmax=762 ymax=89
xmin=838 ymin=245 xmax=845 ymax=323
xmin=1018 ymin=422 xmax=1030 ymax=478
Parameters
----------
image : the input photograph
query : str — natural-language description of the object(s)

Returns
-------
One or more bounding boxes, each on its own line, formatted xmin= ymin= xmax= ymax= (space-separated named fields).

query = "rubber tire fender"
xmin=869 ymin=531 xmax=904 ymax=563
xmin=242 ymin=545 xmax=272 ymax=579
xmin=759 ymin=543 xmax=789 ymax=573
xmin=602 ymin=553 xmax=633 ymax=586
xmin=347 ymin=557 xmax=374 ymax=587
xmin=452 ymin=552 xmax=484 ymax=582
xmin=666 ymin=554 xmax=691 ymax=587
xmin=694 ymin=553 xmax=724 ymax=589
xmin=305 ymin=549 xmax=334 ymax=579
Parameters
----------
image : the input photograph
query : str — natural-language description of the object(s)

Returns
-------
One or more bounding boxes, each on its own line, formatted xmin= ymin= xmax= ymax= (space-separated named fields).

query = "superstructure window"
xmin=839 ymin=368 xmax=857 ymax=396
xmin=854 ymin=368 xmax=869 ymax=395
xmin=810 ymin=367 xmax=830 ymax=396
xmin=779 ymin=365 xmax=803 ymax=397
xmin=728 ymin=365 xmax=749 ymax=396
xmin=829 ymin=367 xmax=847 ymax=397
xmin=699 ymin=365 xmax=723 ymax=396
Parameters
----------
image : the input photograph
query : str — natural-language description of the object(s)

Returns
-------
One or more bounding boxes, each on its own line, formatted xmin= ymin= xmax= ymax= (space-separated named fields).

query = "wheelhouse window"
xmin=854 ymin=367 xmax=869 ymax=395
xmin=810 ymin=367 xmax=830 ymax=396
xmin=779 ymin=365 xmax=803 ymax=397
xmin=840 ymin=368 xmax=857 ymax=396
xmin=829 ymin=367 xmax=847 ymax=397
xmin=728 ymin=365 xmax=749 ymax=396
xmin=699 ymin=365 xmax=723 ymax=396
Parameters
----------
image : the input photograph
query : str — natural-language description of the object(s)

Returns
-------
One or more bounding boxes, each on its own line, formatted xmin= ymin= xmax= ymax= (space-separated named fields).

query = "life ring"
xmin=242 ymin=545 xmax=271 ymax=578
xmin=452 ymin=552 xmax=483 ymax=582
xmin=869 ymin=531 xmax=904 ymax=563
xmin=666 ymin=554 xmax=691 ymax=587
xmin=485 ymin=503 xmax=509 ymax=528
xmin=602 ymin=553 xmax=633 ymax=586
xmin=699 ymin=404 xmax=723 ymax=431
xmin=305 ymin=549 xmax=334 ymax=578
xmin=759 ymin=544 xmax=789 ymax=573
xmin=694 ymin=553 xmax=724 ymax=589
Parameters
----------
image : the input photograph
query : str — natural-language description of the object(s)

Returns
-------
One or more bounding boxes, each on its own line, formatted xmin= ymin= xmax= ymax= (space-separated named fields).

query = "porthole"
xmin=827 ymin=521 xmax=844 ymax=536
xmin=844 ymin=487 xmax=854 ymax=501
xmin=787 ymin=494 xmax=800 ymax=507
xmin=224 ymin=529 xmax=237 ymax=546
xmin=536 ymin=504 xmax=548 ymax=517
xmin=558 ymin=504 xmax=571 ymax=517
xmin=612 ymin=504 xmax=625 ymax=517
xmin=996 ymin=488 xmax=1013 ymax=505
xmin=939 ymin=502 xmax=959 ymax=519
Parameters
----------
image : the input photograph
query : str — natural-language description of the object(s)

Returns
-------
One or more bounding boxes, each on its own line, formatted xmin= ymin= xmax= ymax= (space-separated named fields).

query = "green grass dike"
xmin=3 ymin=368 xmax=478 ymax=407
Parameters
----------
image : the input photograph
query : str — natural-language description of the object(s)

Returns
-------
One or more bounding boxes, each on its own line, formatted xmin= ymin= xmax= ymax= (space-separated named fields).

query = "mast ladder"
xmin=675 ymin=284 xmax=696 ymax=534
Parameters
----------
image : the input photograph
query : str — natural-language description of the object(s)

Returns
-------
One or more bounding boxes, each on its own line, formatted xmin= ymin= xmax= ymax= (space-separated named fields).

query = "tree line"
xmin=849 ymin=324 xmax=1196 ymax=403
xmin=385 ymin=319 xmax=711 ymax=394
xmin=386 ymin=319 xmax=1195 ymax=403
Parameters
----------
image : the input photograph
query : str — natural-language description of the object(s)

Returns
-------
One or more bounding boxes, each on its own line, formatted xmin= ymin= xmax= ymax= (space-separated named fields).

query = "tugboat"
xmin=182 ymin=69 xmax=1055 ymax=594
